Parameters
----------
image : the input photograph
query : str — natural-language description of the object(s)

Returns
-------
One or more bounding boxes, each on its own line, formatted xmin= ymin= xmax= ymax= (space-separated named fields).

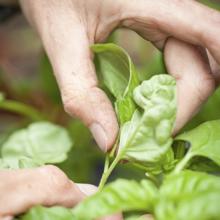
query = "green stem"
xmin=109 ymin=136 xmax=119 ymax=158
xmin=133 ymin=162 xmax=149 ymax=172
xmin=145 ymin=172 xmax=160 ymax=187
xmin=98 ymin=156 xmax=121 ymax=191
xmin=174 ymin=151 xmax=193 ymax=174
xmin=103 ymin=154 xmax=110 ymax=173
xmin=0 ymin=100 xmax=45 ymax=121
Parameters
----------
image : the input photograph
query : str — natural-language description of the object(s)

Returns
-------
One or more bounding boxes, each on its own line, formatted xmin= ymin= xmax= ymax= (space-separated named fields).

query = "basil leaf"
xmin=188 ymin=156 xmax=220 ymax=173
xmin=175 ymin=120 xmax=220 ymax=170
xmin=72 ymin=179 xmax=157 ymax=219
xmin=92 ymin=43 xmax=139 ymax=124
xmin=21 ymin=206 xmax=74 ymax=220
xmin=1 ymin=122 xmax=73 ymax=168
xmin=117 ymin=75 xmax=176 ymax=173
xmin=125 ymin=215 xmax=153 ymax=220
xmin=0 ymin=159 xmax=9 ymax=169
xmin=156 ymin=171 xmax=220 ymax=220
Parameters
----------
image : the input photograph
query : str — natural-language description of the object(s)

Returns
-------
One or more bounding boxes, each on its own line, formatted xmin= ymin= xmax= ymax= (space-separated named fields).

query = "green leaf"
xmin=175 ymin=120 xmax=220 ymax=172
xmin=39 ymin=54 xmax=61 ymax=104
xmin=0 ymin=159 xmax=9 ymax=169
xmin=125 ymin=215 xmax=153 ymax=220
xmin=1 ymin=122 xmax=73 ymax=168
xmin=92 ymin=43 xmax=139 ymax=124
xmin=188 ymin=156 xmax=220 ymax=173
xmin=72 ymin=179 xmax=157 ymax=219
xmin=117 ymin=75 xmax=176 ymax=173
xmin=21 ymin=206 xmax=74 ymax=220
xmin=155 ymin=171 xmax=220 ymax=220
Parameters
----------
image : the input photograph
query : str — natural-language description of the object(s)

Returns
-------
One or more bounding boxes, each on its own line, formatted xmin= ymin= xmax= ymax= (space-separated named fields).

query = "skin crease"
xmin=0 ymin=0 xmax=220 ymax=219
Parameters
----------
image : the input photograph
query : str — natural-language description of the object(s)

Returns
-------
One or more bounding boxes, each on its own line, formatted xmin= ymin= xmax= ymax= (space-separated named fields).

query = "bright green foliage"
xmin=156 ymin=171 xmax=220 ymax=220
xmin=92 ymin=43 xmax=139 ymax=124
xmin=72 ymin=179 xmax=157 ymax=219
xmin=21 ymin=206 xmax=74 ymax=220
xmin=0 ymin=122 xmax=72 ymax=169
xmin=174 ymin=120 xmax=220 ymax=172
xmin=72 ymin=171 xmax=220 ymax=220
xmin=117 ymin=75 xmax=176 ymax=173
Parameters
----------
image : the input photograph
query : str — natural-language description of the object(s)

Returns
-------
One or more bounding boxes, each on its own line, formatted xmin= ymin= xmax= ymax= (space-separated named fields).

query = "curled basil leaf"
xmin=117 ymin=75 xmax=176 ymax=173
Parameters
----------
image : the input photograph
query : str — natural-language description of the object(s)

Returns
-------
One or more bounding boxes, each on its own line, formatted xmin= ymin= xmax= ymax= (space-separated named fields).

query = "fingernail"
xmin=77 ymin=184 xmax=98 ymax=196
xmin=89 ymin=123 xmax=107 ymax=152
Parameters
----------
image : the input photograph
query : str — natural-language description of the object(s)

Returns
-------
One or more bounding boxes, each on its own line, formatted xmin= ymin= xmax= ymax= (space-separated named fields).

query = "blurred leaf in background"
xmin=39 ymin=54 xmax=61 ymax=104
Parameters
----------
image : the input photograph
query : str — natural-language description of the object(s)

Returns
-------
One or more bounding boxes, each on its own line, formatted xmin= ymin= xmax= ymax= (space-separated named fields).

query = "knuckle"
xmin=202 ymin=12 xmax=220 ymax=47
xmin=41 ymin=165 xmax=72 ymax=195
xmin=63 ymin=98 xmax=81 ymax=116
xmin=61 ymin=87 xmax=86 ymax=117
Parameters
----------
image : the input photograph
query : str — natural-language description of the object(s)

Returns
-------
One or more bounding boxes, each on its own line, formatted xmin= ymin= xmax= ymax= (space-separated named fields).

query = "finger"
xmin=20 ymin=1 xmax=118 ymax=152
xmin=99 ymin=215 xmax=123 ymax=220
xmin=0 ymin=165 xmax=86 ymax=217
xmin=164 ymin=38 xmax=215 ymax=134
xmin=0 ymin=216 xmax=13 ymax=220
xmin=121 ymin=0 xmax=220 ymax=63
xmin=207 ymin=50 xmax=220 ymax=84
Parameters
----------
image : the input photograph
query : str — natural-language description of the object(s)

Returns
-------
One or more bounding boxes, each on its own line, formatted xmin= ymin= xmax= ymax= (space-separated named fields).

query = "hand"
xmin=19 ymin=0 xmax=220 ymax=149
xmin=0 ymin=165 xmax=122 ymax=220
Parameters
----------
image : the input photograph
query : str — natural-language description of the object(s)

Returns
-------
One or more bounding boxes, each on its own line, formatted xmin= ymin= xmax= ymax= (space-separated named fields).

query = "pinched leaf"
xmin=92 ymin=43 xmax=139 ymax=124
xmin=1 ymin=122 xmax=73 ymax=168
xmin=117 ymin=75 xmax=176 ymax=173
xmin=156 ymin=171 xmax=220 ymax=220
xmin=72 ymin=179 xmax=157 ymax=219
xmin=175 ymin=120 xmax=220 ymax=169
xmin=21 ymin=206 xmax=74 ymax=220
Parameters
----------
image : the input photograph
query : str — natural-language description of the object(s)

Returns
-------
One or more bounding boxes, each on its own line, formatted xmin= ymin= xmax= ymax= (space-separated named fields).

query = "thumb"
xmin=20 ymin=1 xmax=118 ymax=152
xmin=164 ymin=38 xmax=215 ymax=134
xmin=56 ymin=30 xmax=118 ymax=152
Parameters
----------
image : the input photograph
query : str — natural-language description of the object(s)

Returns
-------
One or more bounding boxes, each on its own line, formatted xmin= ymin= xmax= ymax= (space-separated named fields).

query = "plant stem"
xmin=103 ymin=154 xmax=110 ymax=173
xmin=133 ymin=162 xmax=149 ymax=172
xmin=98 ymin=156 xmax=121 ymax=191
xmin=109 ymin=136 xmax=119 ymax=158
xmin=0 ymin=100 xmax=45 ymax=121
xmin=145 ymin=172 xmax=160 ymax=187
xmin=174 ymin=152 xmax=193 ymax=174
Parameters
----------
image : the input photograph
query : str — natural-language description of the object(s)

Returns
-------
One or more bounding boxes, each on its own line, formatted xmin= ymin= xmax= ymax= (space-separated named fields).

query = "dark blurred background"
xmin=0 ymin=0 xmax=219 ymax=184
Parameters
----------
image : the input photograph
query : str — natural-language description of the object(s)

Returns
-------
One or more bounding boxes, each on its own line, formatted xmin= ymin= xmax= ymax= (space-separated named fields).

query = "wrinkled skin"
xmin=1 ymin=0 xmax=220 ymax=218
xmin=0 ymin=165 xmax=122 ymax=220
